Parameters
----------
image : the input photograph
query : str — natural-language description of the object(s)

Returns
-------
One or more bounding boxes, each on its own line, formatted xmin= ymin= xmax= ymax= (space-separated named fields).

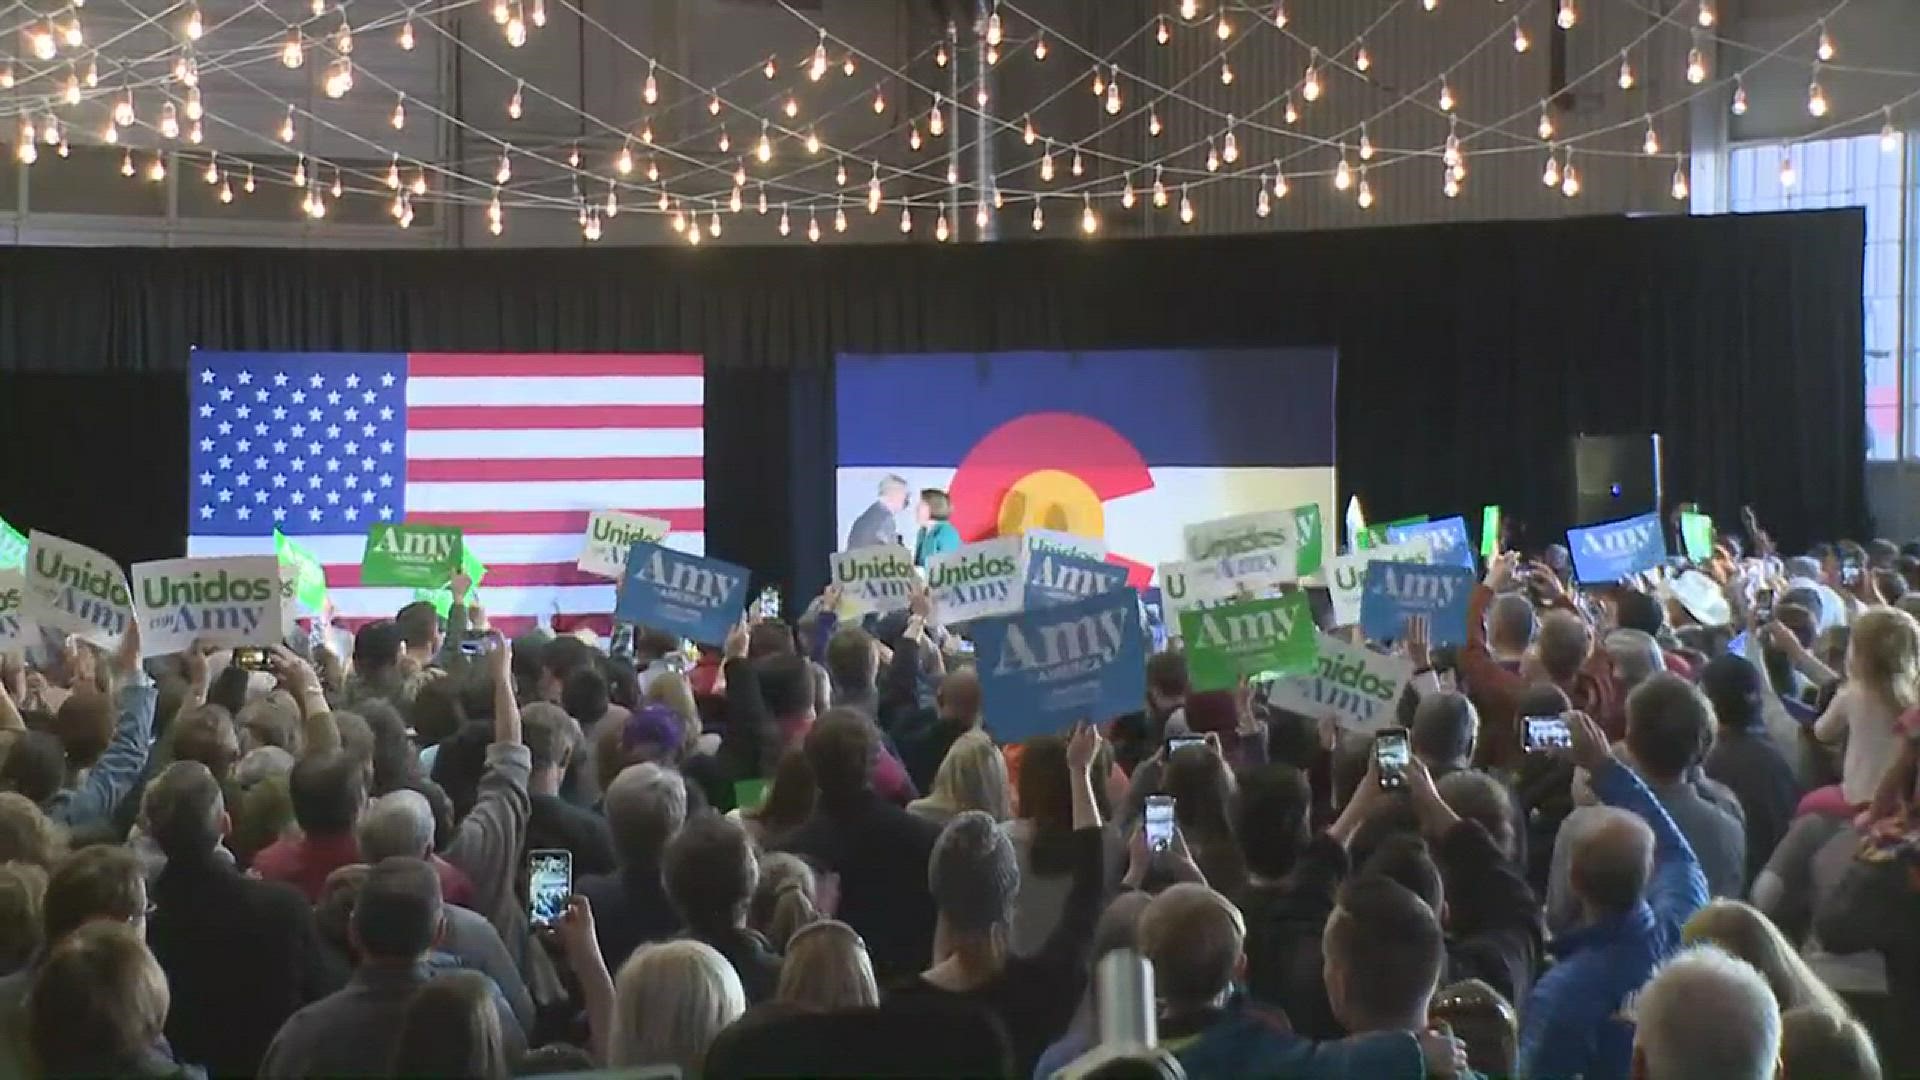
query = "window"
xmin=1719 ymin=133 xmax=1906 ymax=461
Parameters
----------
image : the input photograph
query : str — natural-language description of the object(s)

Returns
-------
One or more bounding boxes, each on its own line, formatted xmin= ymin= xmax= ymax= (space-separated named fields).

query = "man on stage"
xmin=847 ymin=474 xmax=909 ymax=550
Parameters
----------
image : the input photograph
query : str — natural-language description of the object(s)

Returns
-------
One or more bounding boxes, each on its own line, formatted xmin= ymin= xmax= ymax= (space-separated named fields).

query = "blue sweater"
xmin=1517 ymin=759 xmax=1708 ymax=1080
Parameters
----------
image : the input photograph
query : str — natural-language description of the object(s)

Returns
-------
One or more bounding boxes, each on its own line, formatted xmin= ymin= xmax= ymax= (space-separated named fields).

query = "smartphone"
xmin=1523 ymin=714 xmax=1572 ymax=753
xmin=1374 ymin=728 xmax=1410 ymax=791
xmin=231 ymin=646 xmax=272 ymax=672
xmin=755 ymin=585 xmax=782 ymax=620
xmin=1144 ymin=795 xmax=1176 ymax=853
xmin=1165 ymin=735 xmax=1207 ymax=756
xmin=526 ymin=849 xmax=572 ymax=928
xmin=1841 ymin=562 xmax=1862 ymax=587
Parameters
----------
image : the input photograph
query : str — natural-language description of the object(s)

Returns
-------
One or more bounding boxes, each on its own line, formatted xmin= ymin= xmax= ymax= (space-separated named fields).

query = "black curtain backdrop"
xmin=0 ymin=209 xmax=1865 ymax=598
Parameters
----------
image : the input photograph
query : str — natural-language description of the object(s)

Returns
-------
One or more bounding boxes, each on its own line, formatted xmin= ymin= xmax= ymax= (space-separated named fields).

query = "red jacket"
xmin=1460 ymin=585 xmax=1625 ymax=768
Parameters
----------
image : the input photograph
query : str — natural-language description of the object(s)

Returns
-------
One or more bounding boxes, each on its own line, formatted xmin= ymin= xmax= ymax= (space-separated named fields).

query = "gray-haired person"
xmin=846 ymin=474 xmax=909 ymax=550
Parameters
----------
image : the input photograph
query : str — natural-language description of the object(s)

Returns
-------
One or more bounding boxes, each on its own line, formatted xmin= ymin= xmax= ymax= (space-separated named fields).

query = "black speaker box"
xmin=1570 ymin=433 xmax=1663 ymax=525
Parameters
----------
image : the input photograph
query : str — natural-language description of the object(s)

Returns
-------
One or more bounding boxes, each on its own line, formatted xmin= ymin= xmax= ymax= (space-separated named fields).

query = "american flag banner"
xmin=186 ymin=352 xmax=705 ymax=635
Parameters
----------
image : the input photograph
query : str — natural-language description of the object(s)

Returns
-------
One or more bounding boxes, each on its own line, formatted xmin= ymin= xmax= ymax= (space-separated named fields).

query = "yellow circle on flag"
xmin=996 ymin=469 xmax=1106 ymax=538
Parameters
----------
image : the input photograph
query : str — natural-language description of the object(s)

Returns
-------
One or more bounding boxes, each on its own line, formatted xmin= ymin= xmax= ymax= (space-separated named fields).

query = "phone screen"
xmin=232 ymin=647 xmax=271 ymax=672
xmin=1374 ymin=729 xmax=1410 ymax=790
xmin=1144 ymin=796 xmax=1175 ymax=853
xmin=527 ymin=849 xmax=572 ymax=928
xmin=755 ymin=585 xmax=782 ymax=620
xmin=1842 ymin=563 xmax=1862 ymax=587
xmin=1165 ymin=735 xmax=1206 ymax=756
xmin=1524 ymin=715 xmax=1572 ymax=753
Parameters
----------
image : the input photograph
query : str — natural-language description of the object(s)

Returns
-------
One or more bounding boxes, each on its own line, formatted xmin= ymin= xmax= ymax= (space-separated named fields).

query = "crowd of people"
xmin=0 ymin=520 xmax=1914 ymax=1080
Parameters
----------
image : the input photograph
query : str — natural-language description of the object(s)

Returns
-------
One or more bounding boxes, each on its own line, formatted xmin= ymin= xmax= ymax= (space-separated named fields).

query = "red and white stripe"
xmin=191 ymin=353 xmax=704 ymax=636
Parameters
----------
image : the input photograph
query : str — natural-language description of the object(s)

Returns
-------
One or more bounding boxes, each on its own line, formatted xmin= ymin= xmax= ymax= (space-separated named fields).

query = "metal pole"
xmin=972 ymin=0 xmax=996 ymax=241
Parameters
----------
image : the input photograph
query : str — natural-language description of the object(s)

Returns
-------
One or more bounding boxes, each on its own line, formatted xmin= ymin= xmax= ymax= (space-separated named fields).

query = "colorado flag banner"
xmin=185 ymin=352 xmax=705 ymax=633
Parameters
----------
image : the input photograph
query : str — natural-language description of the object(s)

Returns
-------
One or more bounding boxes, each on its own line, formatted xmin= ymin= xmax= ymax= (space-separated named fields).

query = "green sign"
xmin=1679 ymin=512 xmax=1715 ymax=563
xmin=734 ymin=779 xmax=770 ymax=812
xmin=1179 ymin=592 xmax=1317 ymax=691
xmin=1292 ymin=503 xmax=1324 ymax=577
xmin=273 ymin=528 xmax=330 ymax=613
xmin=0 ymin=515 xmax=25 ymax=570
xmin=1359 ymin=515 xmax=1428 ymax=551
xmin=413 ymin=545 xmax=490 ymax=619
xmin=360 ymin=523 xmax=465 ymax=589
xmin=1480 ymin=505 xmax=1503 ymax=560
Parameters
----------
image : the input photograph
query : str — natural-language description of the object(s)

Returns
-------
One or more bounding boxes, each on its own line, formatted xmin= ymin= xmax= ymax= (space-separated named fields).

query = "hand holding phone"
xmin=527 ymin=849 xmax=573 ymax=929
xmin=1144 ymin=795 xmax=1176 ymax=853
xmin=1373 ymin=728 xmax=1410 ymax=791
xmin=1523 ymin=714 xmax=1572 ymax=753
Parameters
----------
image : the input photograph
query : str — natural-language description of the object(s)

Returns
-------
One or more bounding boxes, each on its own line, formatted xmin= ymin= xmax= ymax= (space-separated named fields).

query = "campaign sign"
xmin=1025 ymin=550 xmax=1130 ymax=610
xmin=22 ymin=531 xmax=134 ymax=647
xmin=1264 ymin=633 xmax=1416 ymax=734
xmin=1180 ymin=593 xmax=1317 ymax=691
xmin=132 ymin=556 xmax=284 ymax=656
xmin=1326 ymin=541 xmax=1430 ymax=627
xmin=0 ymin=570 xmax=33 ymax=651
xmin=1360 ymin=561 xmax=1475 ymax=646
xmin=1026 ymin=528 xmax=1107 ymax=563
xmin=615 ymin=541 xmax=749 ymax=646
xmin=1183 ymin=510 xmax=1298 ymax=589
xmin=928 ymin=536 xmax=1026 ymax=624
xmin=1158 ymin=559 xmax=1236 ymax=628
xmin=360 ymin=524 xmax=464 ymax=589
xmin=1679 ymin=512 xmax=1715 ymax=563
xmin=972 ymin=587 xmax=1146 ymax=743
xmin=1386 ymin=516 xmax=1475 ymax=571
xmin=830 ymin=545 xmax=919 ymax=615
xmin=0 ymin=516 xmax=25 ymax=571
xmin=578 ymin=511 xmax=674 ymax=580
xmin=1567 ymin=512 xmax=1668 ymax=584
xmin=1292 ymin=503 xmax=1325 ymax=577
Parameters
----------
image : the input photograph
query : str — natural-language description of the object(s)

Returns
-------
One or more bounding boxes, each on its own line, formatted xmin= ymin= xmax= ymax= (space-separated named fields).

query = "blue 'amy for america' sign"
xmin=971 ymin=587 xmax=1147 ymax=744
xmin=1359 ymin=561 xmax=1476 ymax=646
xmin=615 ymin=541 xmax=749 ymax=645
xmin=1024 ymin=550 xmax=1130 ymax=610
xmin=1567 ymin=512 xmax=1668 ymax=584
xmin=1385 ymin=516 xmax=1476 ymax=571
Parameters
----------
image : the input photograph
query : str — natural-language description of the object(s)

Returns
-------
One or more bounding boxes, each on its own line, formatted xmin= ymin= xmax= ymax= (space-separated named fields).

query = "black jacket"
xmin=1435 ymin=818 xmax=1545 ymax=1009
xmin=777 ymin=790 xmax=942 ymax=982
xmin=146 ymin=848 xmax=341 ymax=1079
xmin=526 ymin=793 xmax=617 ymax=877
xmin=577 ymin=857 xmax=682 ymax=971
xmin=1704 ymin=725 xmax=1803 ymax=891
xmin=1239 ymin=833 xmax=1349 ymax=1040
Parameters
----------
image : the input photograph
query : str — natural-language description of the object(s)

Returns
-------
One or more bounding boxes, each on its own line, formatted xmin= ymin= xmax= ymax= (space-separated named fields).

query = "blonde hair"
xmin=1781 ymin=1005 xmax=1881 ymax=1080
xmin=608 ymin=939 xmax=745 ymax=1075
xmin=776 ymin=920 xmax=879 ymax=1011
xmin=0 ymin=792 xmax=63 ymax=870
xmin=27 ymin=921 xmax=170 ymax=1074
xmin=749 ymin=853 xmax=821 ymax=951
xmin=921 ymin=730 xmax=1012 ymax=822
xmin=1845 ymin=608 xmax=1920 ymax=711
xmin=1682 ymin=900 xmax=1850 ymax=1017
xmin=644 ymin=671 xmax=704 ymax=754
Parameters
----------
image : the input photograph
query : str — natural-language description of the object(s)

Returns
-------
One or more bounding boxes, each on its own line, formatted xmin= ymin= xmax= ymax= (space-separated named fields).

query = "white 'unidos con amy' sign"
xmin=1325 ymin=539 xmax=1431 ymax=627
xmin=1263 ymin=632 xmax=1417 ymax=734
xmin=927 ymin=536 xmax=1026 ymax=624
xmin=1182 ymin=510 xmax=1298 ymax=592
xmin=830 ymin=545 xmax=919 ymax=615
xmin=131 ymin=555 xmax=285 ymax=657
xmin=21 ymin=531 xmax=134 ymax=647
xmin=578 ymin=511 xmax=674 ymax=579
xmin=0 ymin=570 xmax=33 ymax=651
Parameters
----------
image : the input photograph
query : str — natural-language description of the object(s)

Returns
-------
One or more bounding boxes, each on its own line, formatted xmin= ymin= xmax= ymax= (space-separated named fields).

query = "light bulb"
xmin=1272 ymin=1 xmax=1287 ymax=28
xmin=935 ymin=209 xmax=950 ymax=242
xmin=183 ymin=4 xmax=203 ymax=39
xmin=616 ymin=146 xmax=634 ymax=175
xmin=758 ymin=187 xmax=769 ymax=214
xmin=1179 ymin=0 xmax=1199 ymax=19
xmin=1156 ymin=17 xmax=1170 ymax=45
xmin=120 ymin=149 xmax=134 ymax=176
xmin=1218 ymin=13 xmax=1233 ymax=40
xmin=1513 ymin=19 xmax=1530 ymax=52
xmin=62 ymin=15 xmax=82 ymax=48
xmin=1081 ymin=198 xmax=1098 ymax=234
xmin=14 ymin=138 xmax=34 ymax=166
xmin=975 ymin=201 xmax=990 ymax=227
xmin=1071 ymin=149 xmax=1084 ymax=176
xmin=835 ymin=206 xmax=848 ymax=232
xmin=184 ymin=86 xmax=203 ymax=120
xmin=1273 ymin=168 xmax=1289 ymax=198
xmin=1284 ymin=96 xmax=1298 ymax=124
xmin=219 ymin=179 xmax=233 ymax=203
xmin=1302 ymin=62 xmax=1321 ymax=102
xmin=718 ymin=128 xmax=730 ymax=153
xmin=386 ymin=157 xmax=400 ymax=189
xmin=1779 ymin=152 xmax=1796 ymax=188
xmin=281 ymin=29 xmax=303 ymax=68
xmin=2 ymin=68 xmax=15 ymax=90
xmin=159 ymin=102 xmax=180 ymax=139
xmin=1542 ymin=150 xmax=1561 ymax=187
xmin=294 ymin=156 xmax=306 ymax=186
xmin=1732 ymin=77 xmax=1748 ymax=116
xmin=709 ymin=212 xmax=721 ymax=238
xmin=873 ymin=87 xmax=886 ymax=114
xmin=1883 ymin=110 xmax=1899 ymax=153
xmin=1179 ymin=188 xmax=1195 ymax=223
xmin=1105 ymin=82 xmax=1121 ymax=114
xmin=1356 ymin=173 xmax=1374 ymax=209
xmin=1687 ymin=45 xmax=1707 ymax=84
xmin=28 ymin=27 xmax=55 ymax=61
xmin=1039 ymin=145 xmax=1054 ymax=182
xmin=1023 ymin=116 xmax=1037 ymax=145
xmin=1222 ymin=128 xmax=1238 ymax=163
xmin=496 ymin=152 xmax=511 ymax=184
xmin=1807 ymin=76 xmax=1827 ymax=118
xmin=505 ymin=13 xmax=526 ymax=46
xmin=868 ymin=172 xmax=882 ymax=214
xmin=1697 ymin=1 xmax=1715 ymax=27
xmin=1030 ymin=201 xmax=1044 ymax=231
xmin=640 ymin=123 xmax=653 ymax=145
xmin=1256 ymin=185 xmax=1271 ymax=217
xmin=935 ymin=42 xmax=948 ymax=69
xmin=1358 ymin=126 xmax=1374 ymax=161
xmin=805 ymin=129 xmax=821 ymax=155
xmin=1121 ymin=175 xmax=1136 ymax=208
xmin=1538 ymin=105 xmax=1555 ymax=140
xmin=907 ymin=125 xmax=920 ymax=151
xmin=1092 ymin=70 xmax=1105 ymax=96
xmin=808 ymin=213 xmax=821 ymax=242
xmin=709 ymin=94 xmax=722 ymax=116
xmin=102 ymin=123 xmax=116 ymax=145
xmin=244 ymin=167 xmax=254 ymax=193
xmin=330 ymin=171 xmax=342 ymax=198
xmin=899 ymin=206 xmax=913 ymax=234
xmin=148 ymin=153 xmax=166 ymax=182
xmin=1149 ymin=109 xmax=1162 ymax=136
xmin=976 ymin=85 xmax=989 ymax=107
xmin=1423 ymin=0 xmax=1437 ymax=9
xmin=335 ymin=15 xmax=352 ymax=54
xmin=929 ymin=100 xmax=944 ymax=136
xmin=115 ymin=93 xmax=135 ymax=127
xmin=1206 ymin=143 xmax=1219 ymax=172
xmin=392 ymin=95 xmax=406 ymax=130
xmin=1152 ymin=166 xmax=1168 ymax=207
xmin=508 ymin=83 xmax=523 ymax=119
xmin=1035 ymin=36 xmax=1048 ymax=60
xmin=1817 ymin=23 xmax=1834 ymax=61
xmin=1561 ymin=160 xmax=1581 ymax=198
xmin=1671 ymin=160 xmax=1690 ymax=200
xmin=1617 ymin=53 xmax=1634 ymax=90
xmin=1334 ymin=153 xmax=1352 ymax=191
xmin=669 ymin=206 xmax=685 ymax=234
xmin=783 ymin=94 xmax=799 ymax=119
xmin=1557 ymin=0 xmax=1577 ymax=29
xmin=643 ymin=64 xmax=658 ymax=105
xmin=399 ymin=19 xmax=414 ymax=49
xmin=1443 ymin=166 xmax=1460 ymax=198
xmin=835 ymin=160 xmax=848 ymax=185
xmin=532 ymin=0 xmax=546 ymax=28
xmin=410 ymin=171 xmax=426 ymax=196
xmin=1643 ymin=121 xmax=1660 ymax=155
xmin=844 ymin=55 xmax=856 ymax=76
xmin=728 ymin=186 xmax=741 ymax=213
xmin=656 ymin=190 xmax=668 ymax=211
xmin=733 ymin=162 xmax=747 ymax=187
xmin=756 ymin=127 xmax=773 ymax=163
xmin=1355 ymin=46 xmax=1371 ymax=72
xmin=810 ymin=38 xmax=829 ymax=81
xmin=202 ymin=157 xmax=219 ymax=185
xmin=986 ymin=10 xmax=1001 ymax=46
xmin=63 ymin=72 xmax=80 ymax=105
xmin=1219 ymin=60 xmax=1233 ymax=85
xmin=43 ymin=117 xmax=61 ymax=146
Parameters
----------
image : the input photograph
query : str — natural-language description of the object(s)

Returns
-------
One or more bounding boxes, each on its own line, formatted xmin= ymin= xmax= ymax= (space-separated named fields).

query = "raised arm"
xmin=1573 ymin=711 xmax=1706 ymax=930
xmin=557 ymin=896 xmax=615 ymax=1065
xmin=489 ymin=631 xmax=522 ymax=746
xmin=50 ymin=625 xmax=155 ymax=828
xmin=272 ymin=646 xmax=338 ymax=758
xmin=1033 ymin=722 xmax=1110 ymax=976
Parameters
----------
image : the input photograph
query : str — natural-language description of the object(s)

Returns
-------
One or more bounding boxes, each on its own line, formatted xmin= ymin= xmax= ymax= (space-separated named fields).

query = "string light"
xmin=872 ymin=85 xmax=886 ymax=114
xmin=1542 ymin=147 xmax=1561 ymax=187
xmin=1035 ymin=35 xmax=1048 ymax=60
xmin=28 ymin=24 xmax=56 ymax=61
xmin=1092 ymin=69 xmax=1105 ymax=96
xmin=1670 ymin=158 xmax=1690 ymax=200
xmin=1071 ymin=147 xmax=1084 ymax=176
xmin=1302 ymin=51 xmax=1322 ymax=102
xmin=710 ymin=94 xmax=722 ymax=116
xmin=83 ymin=60 xmax=97 ymax=88
xmin=1156 ymin=17 xmax=1170 ymax=45
xmin=1333 ymin=146 xmax=1352 ymax=191
xmin=386 ymin=155 xmax=401 ymax=189
xmin=323 ymin=58 xmax=353 ymax=99
xmin=281 ymin=28 xmax=304 ymax=68
xmin=508 ymin=81 xmax=523 ymax=119
xmin=1732 ymin=74 xmax=1748 ymax=115
xmin=709 ymin=211 xmax=722 ymax=238
xmin=392 ymin=94 xmax=406 ymax=130
xmin=935 ymin=42 xmax=948 ymax=68
xmin=1538 ymin=103 xmax=1555 ymax=140
xmin=805 ymin=129 xmax=821 ymax=155
xmin=835 ymin=204 xmax=848 ymax=232
xmin=410 ymin=170 xmax=426 ymax=196
xmin=1081 ymin=195 xmax=1098 ymax=235
xmin=1687 ymin=33 xmax=1708 ymax=84
xmin=784 ymin=93 xmax=799 ymax=119
xmin=733 ymin=162 xmax=748 ymax=187
xmin=496 ymin=150 xmax=512 ymax=184
xmin=1513 ymin=19 xmax=1530 ymax=53
xmin=718 ymin=128 xmax=731 ymax=153
xmin=1255 ymin=182 xmax=1271 ymax=218
xmin=868 ymin=164 xmax=883 ymax=213
xmin=2 ymin=68 xmax=16 ymax=90
xmin=1272 ymin=2 xmax=1288 ymax=28
xmin=1697 ymin=1 xmax=1715 ymax=27
xmin=1272 ymin=167 xmax=1289 ymax=198
xmin=293 ymin=155 xmax=306 ymax=187
xmin=1149 ymin=107 xmax=1162 ymax=137
xmin=1356 ymin=169 xmax=1374 ymax=210
xmin=1216 ymin=11 xmax=1230 ymax=40
xmin=810 ymin=34 xmax=829 ymax=81
xmin=330 ymin=169 xmax=344 ymax=199
xmin=1557 ymin=0 xmax=1577 ymax=30
xmin=642 ymin=61 xmax=658 ymax=104
xmin=1040 ymin=141 xmax=1055 ymax=182
xmin=1616 ymin=51 xmax=1635 ymax=90
xmin=1807 ymin=68 xmax=1828 ymax=117
xmin=1358 ymin=123 xmax=1374 ymax=162
xmin=532 ymin=0 xmax=547 ymax=29
xmin=1179 ymin=185 xmax=1195 ymax=223
xmin=907 ymin=123 xmax=921 ymax=151
xmin=756 ymin=122 xmax=773 ymax=163
xmin=1219 ymin=58 xmax=1233 ymax=86
xmin=1222 ymin=120 xmax=1238 ymax=164
xmin=640 ymin=122 xmax=653 ymax=145
xmin=986 ymin=7 xmax=1002 ymax=46
xmin=487 ymin=189 xmax=503 ymax=235
xmin=1152 ymin=165 xmax=1168 ymax=207
xmin=120 ymin=148 xmax=134 ymax=176
xmin=1560 ymin=151 xmax=1581 ymax=197
xmin=1643 ymin=118 xmax=1660 ymax=156
xmin=63 ymin=71 xmax=80 ymax=106
xmin=1442 ymin=162 xmax=1460 ymax=199
xmin=159 ymin=102 xmax=180 ymax=140
xmin=399 ymin=17 xmax=414 ymax=50
xmin=807 ymin=211 xmax=821 ymax=243
xmin=1816 ymin=21 xmax=1835 ymax=61
xmin=728 ymin=184 xmax=741 ymax=213
xmin=335 ymin=14 xmax=353 ymax=55
xmin=1779 ymin=149 xmax=1796 ymax=188
xmin=1423 ymin=0 xmax=1438 ymax=10
xmin=218 ymin=178 xmax=233 ymax=203
xmin=929 ymin=96 xmax=944 ymax=136
xmin=778 ymin=206 xmax=791 ymax=237
xmin=1120 ymin=173 xmax=1136 ymax=208
xmin=616 ymin=144 xmax=634 ymax=175
xmin=148 ymin=152 xmax=167 ymax=183
xmin=1023 ymin=115 xmax=1038 ymax=145
xmin=758 ymin=185 xmax=769 ymax=214
xmin=935 ymin=206 xmax=950 ymax=242
xmin=843 ymin=54 xmax=856 ymax=76
xmin=1354 ymin=41 xmax=1371 ymax=73
xmin=14 ymin=122 xmax=35 ymax=165
xmin=1283 ymin=95 xmax=1298 ymax=125
xmin=244 ymin=164 xmax=255 ymax=193
xmin=1179 ymin=0 xmax=1200 ymax=20
xmin=1105 ymin=77 xmax=1121 ymax=115
xmin=1206 ymin=139 xmax=1219 ymax=173
xmin=102 ymin=122 xmax=116 ymax=145
xmin=184 ymin=86 xmax=203 ymax=121
xmin=1438 ymin=76 xmax=1455 ymax=112
xmin=61 ymin=13 xmax=82 ymax=49
xmin=835 ymin=159 xmax=848 ymax=186
xmin=1883 ymin=109 xmax=1899 ymax=153
xmin=900 ymin=206 xmax=914 ymax=234
xmin=505 ymin=6 xmax=527 ymax=47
